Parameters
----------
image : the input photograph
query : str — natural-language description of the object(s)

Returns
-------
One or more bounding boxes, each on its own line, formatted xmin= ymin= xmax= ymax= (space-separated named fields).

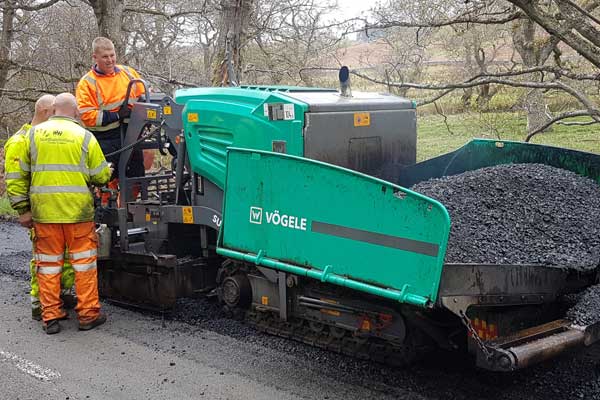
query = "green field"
xmin=417 ymin=112 xmax=600 ymax=161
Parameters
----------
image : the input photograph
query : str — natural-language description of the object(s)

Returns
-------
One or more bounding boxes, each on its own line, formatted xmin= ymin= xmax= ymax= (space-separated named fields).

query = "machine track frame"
xmin=245 ymin=308 xmax=425 ymax=367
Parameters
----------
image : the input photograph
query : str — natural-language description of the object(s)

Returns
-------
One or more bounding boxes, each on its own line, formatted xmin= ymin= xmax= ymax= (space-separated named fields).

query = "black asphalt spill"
xmin=411 ymin=163 xmax=600 ymax=268
xmin=168 ymin=297 xmax=600 ymax=400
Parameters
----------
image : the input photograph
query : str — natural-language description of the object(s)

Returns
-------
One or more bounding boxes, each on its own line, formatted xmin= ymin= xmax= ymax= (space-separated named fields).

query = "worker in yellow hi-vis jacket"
xmin=8 ymin=93 xmax=112 ymax=334
xmin=3 ymin=94 xmax=75 ymax=320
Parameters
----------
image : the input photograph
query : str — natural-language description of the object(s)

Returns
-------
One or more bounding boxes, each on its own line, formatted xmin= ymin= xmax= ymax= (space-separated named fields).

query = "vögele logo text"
xmin=249 ymin=206 xmax=307 ymax=231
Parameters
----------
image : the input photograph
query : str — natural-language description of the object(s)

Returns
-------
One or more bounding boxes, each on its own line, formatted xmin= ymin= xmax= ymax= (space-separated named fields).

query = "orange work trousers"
xmin=33 ymin=221 xmax=100 ymax=323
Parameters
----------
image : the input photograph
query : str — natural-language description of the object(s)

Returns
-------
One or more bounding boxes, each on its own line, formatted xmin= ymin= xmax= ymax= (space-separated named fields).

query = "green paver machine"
xmin=95 ymin=76 xmax=600 ymax=371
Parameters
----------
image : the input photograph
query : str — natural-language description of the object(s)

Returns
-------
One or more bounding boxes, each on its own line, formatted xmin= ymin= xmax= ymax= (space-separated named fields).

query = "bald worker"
xmin=3 ymin=94 xmax=75 ymax=320
xmin=8 ymin=93 xmax=112 ymax=334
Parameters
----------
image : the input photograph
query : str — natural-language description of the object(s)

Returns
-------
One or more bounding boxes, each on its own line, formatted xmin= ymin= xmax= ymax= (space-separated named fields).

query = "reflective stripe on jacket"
xmin=4 ymin=123 xmax=32 ymax=213
xmin=18 ymin=116 xmax=111 ymax=223
xmin=75 ymin=64 xmax=144 ymax=132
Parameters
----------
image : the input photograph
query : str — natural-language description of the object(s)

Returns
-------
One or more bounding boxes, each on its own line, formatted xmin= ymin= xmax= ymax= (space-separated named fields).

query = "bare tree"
xmin=212 ymin=0 xmax=253 ymax=85
xmin=86 ymin=0 xmax=126 ymax=54
xmin=360 ymin=0 xmax=600 ymax=139
xmin=3 ymin=0 xmax=600 ymax=145
xmin=507 ymin=0 xmax=600 ymax=69
xmin=122 ymin=0 xmax=214 ymax=91
xmin=0 ymin=0 xmax=76 ymax=134
xmin=1 ymin=0 xmax=62 ymax=94
xmin=511 ymin=17 xmax=559 ymax=132
xmin=443 ymin=23 xmax=509 ymax=109
xmin=246 ymin=0 xmax=342 ymax=85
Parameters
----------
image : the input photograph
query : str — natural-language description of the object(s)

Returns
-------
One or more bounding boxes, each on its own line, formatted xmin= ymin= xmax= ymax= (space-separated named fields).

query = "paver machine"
xmin=95 ymin=75 xmax=600 ymax=371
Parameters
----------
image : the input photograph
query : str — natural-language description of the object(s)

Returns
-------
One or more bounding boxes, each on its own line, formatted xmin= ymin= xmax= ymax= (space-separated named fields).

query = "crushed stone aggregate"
xmin=411 ymin=163 xmax=600 ymax=268
xmin=566 ymin=284 xmax=600 ymax=326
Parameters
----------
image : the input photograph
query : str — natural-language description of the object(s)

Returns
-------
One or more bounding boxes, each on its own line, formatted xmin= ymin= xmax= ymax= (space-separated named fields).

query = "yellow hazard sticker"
xmin=147 ymin=109 xmax=157 ymax=120
xmin=182 ymin=206 xmax=194 ymax=224
xmin=320 ymin=308 xmax=341 ymax=317
xmin=145 ymin=213 xmax=151 ymax=222
xmin=163 ymin=105 xmax=172 ymax=115
xmin=261 ymin=296 xmax=269 ymax=305
xmin=187 ymin=113 xmax=199 ymax=123
xmin=354 ymin=112 xmax=370 ymax=127
xmin=360 ymin=319 xmax=371 ymax=331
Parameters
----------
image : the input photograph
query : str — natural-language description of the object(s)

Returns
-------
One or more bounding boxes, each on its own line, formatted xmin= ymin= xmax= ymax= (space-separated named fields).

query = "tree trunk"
xmin=512 ymin=19 xmax=552 ymax=134
xmin=212 ymin=0 xmax=253 ymax=86
xmin=476 ymin=84 xmax=493 ymax=110
xmin=0 ymin=1 xmax=16 ymax=98
xmin=461 ymin=88 xmax=473 ymax=109
xmin=524 ymin=88 xmax=549 ymax=133
xmin=89 ymin=0 xmax=126 ymax=57
xmin=0 ymin=1 xmax=16 ymax=133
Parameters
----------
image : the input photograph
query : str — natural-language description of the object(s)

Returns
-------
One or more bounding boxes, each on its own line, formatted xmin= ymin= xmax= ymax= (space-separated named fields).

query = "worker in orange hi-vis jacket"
xmin=10 ymin=93 xmax=112 ymax=334
xmin=76 ymin=36 xmax=148 ymax=205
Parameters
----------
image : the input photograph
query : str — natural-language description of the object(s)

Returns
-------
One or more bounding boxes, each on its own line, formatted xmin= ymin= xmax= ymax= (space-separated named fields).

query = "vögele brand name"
xmin=249 ymin=206 xmax=307 ymax=231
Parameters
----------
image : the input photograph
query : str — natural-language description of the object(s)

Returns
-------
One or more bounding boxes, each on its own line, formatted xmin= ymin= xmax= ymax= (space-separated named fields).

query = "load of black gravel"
xmin=566 ymin=284 xmax=600 ymax=325
xmin=411 ymin=163 xmax=600 ymax=268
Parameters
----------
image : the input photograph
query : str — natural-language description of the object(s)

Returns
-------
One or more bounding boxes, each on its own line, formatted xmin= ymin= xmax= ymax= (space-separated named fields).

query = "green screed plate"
xmin=217 ymin=148 xmax=450 ymax=307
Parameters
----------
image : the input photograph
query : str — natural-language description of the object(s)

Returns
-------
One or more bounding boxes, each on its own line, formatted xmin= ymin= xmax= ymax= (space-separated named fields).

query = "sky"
xmin=336 ymin=0 xmax=374 ymax=19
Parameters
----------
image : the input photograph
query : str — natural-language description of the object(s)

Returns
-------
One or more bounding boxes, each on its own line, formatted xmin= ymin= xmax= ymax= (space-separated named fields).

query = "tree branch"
xmin=135 ymin=68 xmax=199 ymax=88
xmin=123 ymin=7 xmax=208 ymax=18
xmin=433 ymin=102 xmax=456 ymax=135
xmin=525 ymin=110 xmax=600 ymax=141
xmin=561 ymin=0 xmax=600 ymax=26
xmin=361 ymin=10 xmax=524 ymax=31
xmin=0 ymin=87 xmax=62 ymax=94
xmin=350 ymin=66 xmax=600 ymax=120
xmin=507 ymin=0 xmax=600 ymax=69
xmin=3 ymin=60 xmax=78 ymax=84
xmin=13 ymin=0 xmax=62 ymax=11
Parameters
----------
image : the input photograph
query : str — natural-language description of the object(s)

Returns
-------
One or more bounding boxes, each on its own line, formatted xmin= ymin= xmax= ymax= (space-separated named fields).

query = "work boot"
xmin=43 ymin=319 xmax=61 ymax=335
xmin=60 ymin=293 xmax=77 ymax=310
xmin=78 ymin=313 xmax=107 ymax=331
xmin=31 ymin=307 xmax=42 ymax=321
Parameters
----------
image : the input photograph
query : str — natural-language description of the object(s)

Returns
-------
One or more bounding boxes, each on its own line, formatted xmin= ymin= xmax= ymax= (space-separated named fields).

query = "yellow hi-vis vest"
xmin=4 ymin=123 xmax=32 ymax=214
xmin=17 ymin=116 xmax=111 ymax=223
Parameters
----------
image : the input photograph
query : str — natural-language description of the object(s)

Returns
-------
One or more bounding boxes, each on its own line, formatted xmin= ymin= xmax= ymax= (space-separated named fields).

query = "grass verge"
xmin=417 ymin=112 xmax=600 ymax=161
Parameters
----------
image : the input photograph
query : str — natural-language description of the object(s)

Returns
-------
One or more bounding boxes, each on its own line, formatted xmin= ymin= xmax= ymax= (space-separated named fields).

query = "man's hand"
xmin=118 ymin=105 xmax=131 ymax=120
xmin=18 ymin=211 xmax=33 ymax=228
